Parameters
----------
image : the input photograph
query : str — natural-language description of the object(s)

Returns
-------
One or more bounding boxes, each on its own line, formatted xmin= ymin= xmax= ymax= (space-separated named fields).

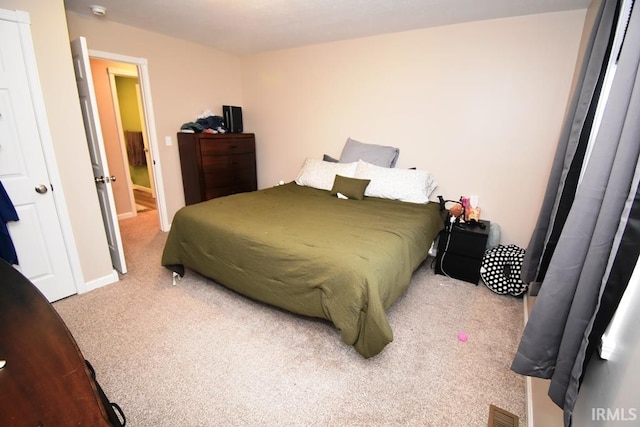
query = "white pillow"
xmin=295 ymin=158 xmax=358 ymax=191
xmin=354 ymin=160 xmax=438 ymax=204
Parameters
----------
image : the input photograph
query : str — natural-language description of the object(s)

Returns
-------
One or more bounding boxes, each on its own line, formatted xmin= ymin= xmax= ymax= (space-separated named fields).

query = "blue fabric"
xmin=0 ymin=181 xmax=19 ymax=265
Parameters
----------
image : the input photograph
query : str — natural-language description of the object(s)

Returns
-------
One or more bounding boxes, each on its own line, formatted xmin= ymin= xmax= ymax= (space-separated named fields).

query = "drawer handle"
xmin=229 ymin=144 xmax=237 ymax=149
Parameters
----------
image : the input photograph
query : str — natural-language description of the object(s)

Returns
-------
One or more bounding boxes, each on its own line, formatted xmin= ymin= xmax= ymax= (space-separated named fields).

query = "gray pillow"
xmin=323 ymin=154 xmax=339 ymax=163
xmin=339 ymin=137 xmax=399 ymax=168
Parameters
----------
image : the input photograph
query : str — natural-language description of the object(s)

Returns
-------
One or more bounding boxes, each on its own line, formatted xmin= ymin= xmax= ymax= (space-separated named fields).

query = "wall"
xmin=65 ymin=11 xmax=244 ymax=222
xmin=0 ymin=0 xmax=114 ymax=284
xmin=241 ymin=10 xmax=587 ymax=248
xmin=116 ymin=76 xmax=150 ymax=189
xmin=116 ymin=76 xmax=142 ymax=132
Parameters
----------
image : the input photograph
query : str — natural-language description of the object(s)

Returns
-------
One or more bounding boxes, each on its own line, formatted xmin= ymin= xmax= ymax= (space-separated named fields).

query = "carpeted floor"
xmin=53 ymin=210 xmax=526 ymax=426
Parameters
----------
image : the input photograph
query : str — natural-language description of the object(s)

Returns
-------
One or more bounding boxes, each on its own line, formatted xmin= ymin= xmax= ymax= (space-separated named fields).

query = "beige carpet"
xmin=54 ymin=210 xmax=526 ymax=426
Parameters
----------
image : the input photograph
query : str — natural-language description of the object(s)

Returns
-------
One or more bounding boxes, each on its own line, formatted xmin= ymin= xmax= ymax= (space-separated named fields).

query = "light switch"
xmin=165 ymin=136 xmax=172 ymax=146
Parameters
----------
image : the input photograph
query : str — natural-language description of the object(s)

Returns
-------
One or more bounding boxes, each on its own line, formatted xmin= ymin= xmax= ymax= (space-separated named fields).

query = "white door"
xmin=0 ymin=11 xmax=76 ymax=301
xmin=71 ymin=37 xmax=127 ymax=274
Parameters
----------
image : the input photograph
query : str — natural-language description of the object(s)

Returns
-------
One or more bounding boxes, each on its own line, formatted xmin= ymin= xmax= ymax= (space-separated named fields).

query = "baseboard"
xmin=526 ymin=376 xmax=533 ymax=427
xmin=524 ymin=293 xmax=533 ymax=427
xmin=78 ymin=269 xmax=119 ymax=294
xmin=133 ymin=184 xmax=152 ymax=193
xmin=523 ymin=292 xmax=563 ymax=427
xmin=118 ymin=211 xmax=136 ymax=220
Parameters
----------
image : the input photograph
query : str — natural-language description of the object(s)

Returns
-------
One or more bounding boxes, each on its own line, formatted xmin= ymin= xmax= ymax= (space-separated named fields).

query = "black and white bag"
xmin=480 ymin=244 xmax=527 ymax=296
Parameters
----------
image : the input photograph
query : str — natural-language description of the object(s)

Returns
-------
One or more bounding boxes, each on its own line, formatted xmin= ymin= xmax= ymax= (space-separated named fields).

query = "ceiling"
xmin=63 ymin=0 xmax=591 ymax=55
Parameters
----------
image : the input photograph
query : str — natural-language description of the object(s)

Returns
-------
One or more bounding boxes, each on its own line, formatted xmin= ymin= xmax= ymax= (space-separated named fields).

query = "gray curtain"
xmin=512 ymin=0 xmax=640 ymax=425
xmin=520 ymin=0 xmax=617 ymax=286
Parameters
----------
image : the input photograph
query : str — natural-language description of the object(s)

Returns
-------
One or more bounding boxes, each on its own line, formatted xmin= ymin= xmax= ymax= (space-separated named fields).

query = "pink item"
xmin=458 ymin=332 xmax=468 ymax=342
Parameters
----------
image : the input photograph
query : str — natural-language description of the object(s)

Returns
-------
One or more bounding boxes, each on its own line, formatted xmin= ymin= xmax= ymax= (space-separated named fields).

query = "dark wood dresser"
xmin=177 ymin=132 xmax=257 ymax=205
xmin=0 ymin=259 xmax=118 ymax=426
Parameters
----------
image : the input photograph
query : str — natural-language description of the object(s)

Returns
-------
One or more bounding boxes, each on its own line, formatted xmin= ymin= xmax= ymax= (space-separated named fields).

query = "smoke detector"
xmin=90 ymin=5 xmax=107 ymax=16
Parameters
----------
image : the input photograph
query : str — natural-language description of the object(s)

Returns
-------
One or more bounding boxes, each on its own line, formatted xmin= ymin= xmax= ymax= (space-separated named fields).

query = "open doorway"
xmin=85 ymin=49 xmax=169 ymax=232
xmin=115 ymin=74 xmax=157 ymax=213
xmin=121 ymin=76 xmax=156 ymax=212
xmin=89 ymin=59 xmax=153 ymax=219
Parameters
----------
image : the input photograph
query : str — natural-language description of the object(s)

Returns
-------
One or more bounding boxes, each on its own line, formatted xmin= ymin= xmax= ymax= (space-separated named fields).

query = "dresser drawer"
xmin=199 ymin=138 xmax=254 ymax=155
xmin=442 ymin=229 xmax=487 ymax=260
xmin=437 ymin=222 xmax=489 ymax=258
xmin=202 ymin=154 xmax=256 ymax=188
xmin=434 ymin=252 xmax=483 ymax=284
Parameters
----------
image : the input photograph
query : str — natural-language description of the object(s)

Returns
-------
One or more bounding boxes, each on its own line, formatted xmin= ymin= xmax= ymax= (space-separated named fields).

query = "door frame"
xmin=135 ymin=82 xmax=155 ymax=199
xmin=5 ymin=9 xmax=84 ymax=292
xmin=88 ymin=48 xmax=170 ymax=232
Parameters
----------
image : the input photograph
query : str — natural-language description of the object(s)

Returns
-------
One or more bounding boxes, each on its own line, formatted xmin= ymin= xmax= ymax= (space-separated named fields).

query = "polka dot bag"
xmin=480 ymin=244 xmax=527 ymax=296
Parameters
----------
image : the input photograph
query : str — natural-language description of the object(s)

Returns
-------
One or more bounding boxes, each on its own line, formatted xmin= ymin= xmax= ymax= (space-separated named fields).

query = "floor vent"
xmin=488 ymin=404 xmax=519 ymax=427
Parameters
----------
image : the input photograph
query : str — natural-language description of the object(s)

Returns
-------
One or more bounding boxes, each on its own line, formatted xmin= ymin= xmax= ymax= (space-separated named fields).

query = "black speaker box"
xmin=223 ymin=105 xmax=243 ymax=133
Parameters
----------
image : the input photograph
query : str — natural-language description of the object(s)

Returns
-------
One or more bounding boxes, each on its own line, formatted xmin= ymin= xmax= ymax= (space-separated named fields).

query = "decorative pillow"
xmin=354 ymin=160 xmax=438 ymax=204
xmin=339 ymin=137 xmax=400 ymax=168
xmin=323 ymin=154 xmax=339 ymax=163
xmin=329 ymin=175 xmax=370 ymax=200
xmin=295 ymin=158 xmax=357 ymax=191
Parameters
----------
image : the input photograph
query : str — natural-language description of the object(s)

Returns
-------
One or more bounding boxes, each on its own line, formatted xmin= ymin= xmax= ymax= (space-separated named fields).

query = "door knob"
xmin=35 ymin=184 xmax=48 ymax=194
xmin=95 ymin=176 xmax=116 ymax=184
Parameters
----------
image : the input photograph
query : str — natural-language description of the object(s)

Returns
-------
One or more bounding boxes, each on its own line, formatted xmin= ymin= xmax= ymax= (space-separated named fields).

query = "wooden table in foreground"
xmin=0 ymin=259 xmax=114 ymax=426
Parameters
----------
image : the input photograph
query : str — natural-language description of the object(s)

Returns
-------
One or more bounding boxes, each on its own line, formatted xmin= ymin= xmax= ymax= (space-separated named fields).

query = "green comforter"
xmin=161 ymin=183 xmax=445 ymax=358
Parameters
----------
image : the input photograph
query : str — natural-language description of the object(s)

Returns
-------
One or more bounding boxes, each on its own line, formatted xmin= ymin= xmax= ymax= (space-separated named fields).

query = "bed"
xmin=162 ymin=159 xmax=445 ymax=358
